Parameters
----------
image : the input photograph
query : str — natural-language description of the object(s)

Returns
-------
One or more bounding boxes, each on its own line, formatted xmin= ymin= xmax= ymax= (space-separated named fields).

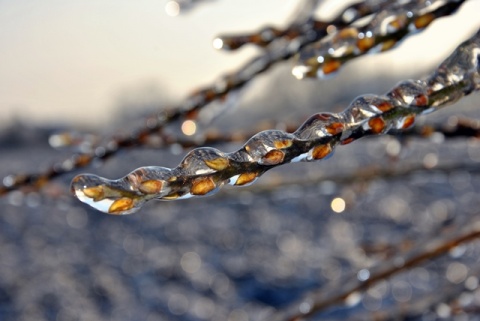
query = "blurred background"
xmin=1 ymin=1 xmax=480 ymax=320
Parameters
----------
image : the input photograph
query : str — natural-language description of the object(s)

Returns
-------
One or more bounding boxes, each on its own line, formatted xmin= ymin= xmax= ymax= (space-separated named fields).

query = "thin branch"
xmin=293 ymin=0 xmax=466 ymax=79
xmin=269 ymin=223 xmax=480 ymax=321
xmin=70 ymin=28 xmax=480 ymax=215
xmin=0 ymin=0 xmax=464 ymax=197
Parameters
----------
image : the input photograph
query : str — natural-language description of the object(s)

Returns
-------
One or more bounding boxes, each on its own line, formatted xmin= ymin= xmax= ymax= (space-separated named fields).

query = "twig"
xmin=293 ymin=0 xmax=465 ymax=79
xmin=269 ymin=222 xmax=480 ymax=321
xmin=0 ymin=0 xmax=463 ymax=197
xmin=0 ymin=0 xmax=365 ymax=196
xmin=70 ymin=28 xmax=480 ymax=214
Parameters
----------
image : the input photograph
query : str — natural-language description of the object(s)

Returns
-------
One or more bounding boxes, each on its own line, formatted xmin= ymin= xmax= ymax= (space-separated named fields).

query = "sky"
xmin=0 ymin=0 xmax=301 ymax=126
xmin=0 ymin=0 xmax=479 ymax=127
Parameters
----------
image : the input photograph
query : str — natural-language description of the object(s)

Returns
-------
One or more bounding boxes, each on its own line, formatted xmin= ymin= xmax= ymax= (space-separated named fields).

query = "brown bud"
xmin=368 ymin=117 xmax=386 ymax=134
xmin=109 ymin=198 xmax=134 ymax=214
xmin=139 ymin=180 xmax=163 ymax=194
xmin=325 ymin=122 xmax=344 ymax=135
xmin=377 ymin=101 xmax=393 ymax=112
xmin=311 ymin=144 xmax=332 ymax=160
xmin=83 ymin=186 xmax=104 ymax=201
xmin=205 ymin=157 xmax=229 ymax=171
xmin=274 ymin=139 xmax=293 ymax=149
xmin=191 ymin=177 xmax=216 ymax=195
xmin=414 ymin=13 xmax=435 ymax=29
xmin=235 ymin=172 xmax=257 ymax=186
xmin=402 ymin=115 xmax=415 ymax=129
xmin=322 ymin=60 xmax=342 ymax=75
xmin=262 ymin=150 xmax=285 ymax=165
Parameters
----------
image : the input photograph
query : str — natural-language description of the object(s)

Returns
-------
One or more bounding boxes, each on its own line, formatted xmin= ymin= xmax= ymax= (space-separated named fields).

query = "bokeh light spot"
xmin=181 ymin=120 xmax=197 ymax=136
xmin=165 ymin=1 xmax=180 ymax=17
xmin=423 ymin=152 xmax=438 ymax=168
xmin=331 ymin=197 xmax=346 ymax=213
xmin=180 ymin=251 xmax=201 ymax=274
xmin=357 ymin=268 xmax=370 ymax=281
xmin=212 ymin=38 xmax=224 ymax=49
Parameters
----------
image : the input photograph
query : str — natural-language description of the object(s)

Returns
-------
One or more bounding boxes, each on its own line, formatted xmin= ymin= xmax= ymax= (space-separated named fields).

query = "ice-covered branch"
xmin=293 ymin=0 xmax=465 ymax=78
xmin=71 ymin=28 xmax=480 ymax=215
xmin=0 ymin=0 xmax=464 ymax=197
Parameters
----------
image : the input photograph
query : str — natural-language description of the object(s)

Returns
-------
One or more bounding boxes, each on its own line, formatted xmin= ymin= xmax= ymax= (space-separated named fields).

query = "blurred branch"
xmin=269 ymin=222 xmax=480 ymax=321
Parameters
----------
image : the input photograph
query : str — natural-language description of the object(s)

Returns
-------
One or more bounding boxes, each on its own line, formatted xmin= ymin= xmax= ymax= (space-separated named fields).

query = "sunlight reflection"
xmin=181 ymin=120 xmax=197 ymax=136
xmin=331 ymin=197 xmax=346 ymax=213
xmin=165 ymin=1 xmax=180 ymax=17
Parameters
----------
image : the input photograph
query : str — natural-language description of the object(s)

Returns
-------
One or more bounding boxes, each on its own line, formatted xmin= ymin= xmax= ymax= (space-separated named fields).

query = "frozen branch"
xmin=71 ymin=28 xmax=480 ymax=215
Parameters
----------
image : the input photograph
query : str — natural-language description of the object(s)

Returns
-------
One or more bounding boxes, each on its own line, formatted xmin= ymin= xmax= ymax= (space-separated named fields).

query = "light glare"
xmin=331 ymin=197 xmax=346 ymax=213
xmin=181 ymin=120 xmax=197 ymax=136
xmin=165 ymin=1 xmax=180 ymax=17
xmin=212 ymin=38 xmax=224 ymax=50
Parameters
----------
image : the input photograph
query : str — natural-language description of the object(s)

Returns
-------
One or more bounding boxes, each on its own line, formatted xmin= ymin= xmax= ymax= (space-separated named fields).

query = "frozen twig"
xmin=0 ymin=0 xmax=464 ymax=197
xmin=70 ymin=28 xmax=480 ymax=215
xmin=293 ymin=0 xmax=465 ymax=79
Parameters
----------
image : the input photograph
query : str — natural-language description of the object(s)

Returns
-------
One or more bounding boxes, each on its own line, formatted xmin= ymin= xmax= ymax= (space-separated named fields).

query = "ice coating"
xmin=72 ymin=28 xmax=480 ymax=214
xmin=213 ymin=0 xmax=401 ymax=52
xmin=0 ymin=0 xmax=471 ymax=199
xmin=292 ymin=0 xmax=466 ymax=79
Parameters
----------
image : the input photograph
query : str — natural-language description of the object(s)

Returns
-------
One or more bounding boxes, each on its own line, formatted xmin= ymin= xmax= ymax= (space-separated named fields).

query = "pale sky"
xmin=0 ymin=0 xmax=479 ymax=127
xmin=0 ymin=0 xmax=301 ymax=126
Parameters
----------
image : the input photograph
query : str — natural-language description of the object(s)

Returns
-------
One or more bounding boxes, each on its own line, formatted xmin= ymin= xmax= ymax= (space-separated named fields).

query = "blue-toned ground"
xmin=1 ymin=93 xmax=480 ymax=321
